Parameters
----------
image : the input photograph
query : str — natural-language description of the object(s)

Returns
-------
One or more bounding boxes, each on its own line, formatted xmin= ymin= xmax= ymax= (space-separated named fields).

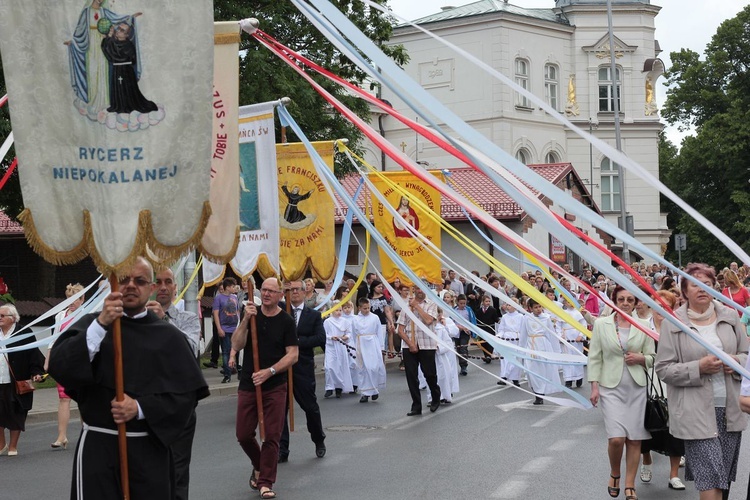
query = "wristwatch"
xmin=269 ymin=366 xmax=277 ymax=376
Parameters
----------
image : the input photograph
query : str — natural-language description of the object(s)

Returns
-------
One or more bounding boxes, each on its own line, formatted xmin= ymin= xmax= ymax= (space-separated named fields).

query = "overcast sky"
xmin=384 ymin=0 xmax=748 ymax=146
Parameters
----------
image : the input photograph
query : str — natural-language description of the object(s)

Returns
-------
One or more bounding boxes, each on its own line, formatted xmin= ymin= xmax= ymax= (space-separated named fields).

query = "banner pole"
xmin=109 ymin=275 xmax=130 ymax=500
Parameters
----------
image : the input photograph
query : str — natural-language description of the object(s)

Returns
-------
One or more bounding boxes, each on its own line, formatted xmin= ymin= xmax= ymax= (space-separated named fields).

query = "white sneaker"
xmin=640 ymin=464 xmax=652 ymax=483
xmin=679 ymin=456 xmax=686 ymax=467
xmin=669 ymin=477 xmax=686 ymax=490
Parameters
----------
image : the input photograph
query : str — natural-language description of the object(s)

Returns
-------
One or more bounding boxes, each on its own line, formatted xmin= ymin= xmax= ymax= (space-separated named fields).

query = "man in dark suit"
xmin=474 ymin=294 xmax=500 ymax=363
xmin=279 ymin=279 xmax=327 ymax=462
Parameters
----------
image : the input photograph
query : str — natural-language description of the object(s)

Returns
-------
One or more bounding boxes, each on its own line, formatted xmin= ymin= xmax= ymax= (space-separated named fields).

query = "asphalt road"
xmin=5 ymin=364 xmax=750 ymax=499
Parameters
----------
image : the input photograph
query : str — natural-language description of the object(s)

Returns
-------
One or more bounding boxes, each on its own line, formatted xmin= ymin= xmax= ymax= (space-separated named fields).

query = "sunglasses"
xmin=118 ymin=276 xmax=152 ymax=287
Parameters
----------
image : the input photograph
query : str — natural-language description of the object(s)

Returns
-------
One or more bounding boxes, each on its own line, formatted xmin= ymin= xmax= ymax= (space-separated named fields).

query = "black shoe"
xmin=359 ymin=396 xmax=369 ymax=403
xmin=440 ymin=399 xmax=452 ymax=404
xmin=565 ymin=381 xmax=573 ymax=388
xmin=371 ymin=394 xmax=379 ymax=401
xmin=533 ymin=396 xmax=544 ymax=405
xmin=497 ymin=378 xmax=507 ymax=386
xmin=221 ymin=376 xmax=231 ymax=383
xmin=203 ymin=362 xmax=218 ymax=368
xmin=576 ymin=379 xmax=583 ymax=388
xmin=513 ymin=380 xmax=520 ymax=387
xmin=429 ymin=400 xmax=440 ymax=413
xmin=278 ymin=453 xmax=289 ymax=463
xmin=315 ymin=442 xmax=326 ymax=458
xmin=460 ymin=368 xmax=468 ymax=376
xmin=324 ymin=390 xmax=333 ymax=398
xmin=335 ymin=389 xmax=342 ymax=398
xmin=352 ymin=386 xmax=358 ymax=393
xmin=406 ymin=410 xmax=422 ymax=416
xmin=483 ymin=357 xmax=491 ymax=364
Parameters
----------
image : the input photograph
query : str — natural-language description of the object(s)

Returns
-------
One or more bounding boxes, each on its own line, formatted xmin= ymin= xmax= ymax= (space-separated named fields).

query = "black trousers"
xmin=170 ymin=410 xmax=196 ymax=500
xmin=453 ymin=332 xmax=470 ymax=369
xmin=402 ymin=348 xmax=440 ymax=412
xmin=279 ymin=356 xmax=325 ymax=455
xmin=209 ymin=321 xmax=220 ymax=364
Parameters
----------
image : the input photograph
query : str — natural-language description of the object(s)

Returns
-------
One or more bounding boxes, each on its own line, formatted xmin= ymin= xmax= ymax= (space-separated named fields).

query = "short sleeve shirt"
xmin=213 ymin=293 xmax=239 ymax=333
xmin=238 ymin=309 xmax=298 ymax=391
xmin=396 ymin=300 xmax=438 ymax=350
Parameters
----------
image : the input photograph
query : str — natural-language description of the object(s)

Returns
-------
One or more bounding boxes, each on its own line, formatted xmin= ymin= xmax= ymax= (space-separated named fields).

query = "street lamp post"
xmin=607 ymin=0 xmax=630 ymax=264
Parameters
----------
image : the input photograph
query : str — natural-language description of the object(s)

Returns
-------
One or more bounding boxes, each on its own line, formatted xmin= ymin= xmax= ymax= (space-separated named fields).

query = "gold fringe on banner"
xmin=201 ymin=254 xmax=280 ymax=289
xmin=19 ymin=202 xmax=212 ymax=277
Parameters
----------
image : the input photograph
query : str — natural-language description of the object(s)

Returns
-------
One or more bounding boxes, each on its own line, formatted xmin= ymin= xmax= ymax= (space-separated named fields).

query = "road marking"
xmin=531 ymin=406 xmax=570 ymax=427
xmin=392 ymin=385 xmax=507 ymax=430
xmin=573 ymin=424 xmax=599 ymax=435
xmin=352 ymin=437 xmax=382 ymax=448
xmin=490 ymin=479 xmax=528 ymax=498
xmin=520 ymin=456 xmax=554 ymax=474
xmin=549 ymin=439 xmax=576 ymax=451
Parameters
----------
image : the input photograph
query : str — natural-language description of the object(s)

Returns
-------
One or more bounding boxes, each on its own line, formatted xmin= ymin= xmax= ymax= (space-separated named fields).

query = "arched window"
xmin=600 ymin=157 xmax=620 ymax=211
xmin=515 ymin=58 xmax=530 ymax=107
xmin=544 ymin=64 xmax=559 ymax=110
xmin=598 ymin=66 xmax=621 ymax=112
xmin=545 ymin=151 xmax=560 ymax=164
xmin=515 ymin=148 xmax=530 ymax=165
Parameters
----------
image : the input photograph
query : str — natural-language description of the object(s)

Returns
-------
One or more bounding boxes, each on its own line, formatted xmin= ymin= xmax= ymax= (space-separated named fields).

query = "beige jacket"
xmin=655 ymin=302 xmax=749 ymax=440
xmin=587 ymin=314 xmax=655 ymax=388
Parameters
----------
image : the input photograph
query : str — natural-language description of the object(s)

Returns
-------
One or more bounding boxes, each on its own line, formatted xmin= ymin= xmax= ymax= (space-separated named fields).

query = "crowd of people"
xmin=2 ymin=258 xmax=750 ymax=499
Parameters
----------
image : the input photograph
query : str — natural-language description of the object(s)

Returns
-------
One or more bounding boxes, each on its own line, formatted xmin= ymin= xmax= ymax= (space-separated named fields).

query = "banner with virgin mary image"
xmin=370 ymin=171 xmax=443 ymax=286
xmin=0 ymin=1 xmax=214 ymax=274
xmin=277 ymin=141 xmax=336 ymax=281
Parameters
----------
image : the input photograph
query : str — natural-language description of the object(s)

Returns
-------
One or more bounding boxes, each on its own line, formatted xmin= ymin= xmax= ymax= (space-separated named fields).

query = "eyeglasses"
xmin=288 ymin=287 xmax=302 ymax=292
xmin=260 ymin=288 xmax=281 ymax=294
xmin=0 ymin=314 xmax=11 ymax=318
xmin=118 ymin=276 xmax=152 ymax=287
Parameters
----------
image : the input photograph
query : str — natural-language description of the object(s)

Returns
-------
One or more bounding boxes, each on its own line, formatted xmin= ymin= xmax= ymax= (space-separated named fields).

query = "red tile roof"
xmin=0 ymin=211 xmax=23 ymax=235
xmin=333 ymin=164 xmax=586 ymax=223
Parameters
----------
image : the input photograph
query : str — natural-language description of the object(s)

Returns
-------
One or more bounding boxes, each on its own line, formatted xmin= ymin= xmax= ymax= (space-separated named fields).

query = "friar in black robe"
xmin=49 ymin=312 xmax=209 ymax=500
xmin=281 ymin=183 xmax=313 ymax=224
xmin=101 ymin=23 xmax=158 ymax=114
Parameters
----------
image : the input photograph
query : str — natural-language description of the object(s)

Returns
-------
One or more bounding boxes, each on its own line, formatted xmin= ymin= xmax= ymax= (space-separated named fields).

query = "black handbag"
xmin=644 ymin=367 xmax=668 ymax=432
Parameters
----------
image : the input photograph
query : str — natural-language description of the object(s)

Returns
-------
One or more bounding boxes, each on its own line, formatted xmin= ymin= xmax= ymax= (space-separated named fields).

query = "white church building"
xmin=354 ymin=0 xmax=670 ymax=275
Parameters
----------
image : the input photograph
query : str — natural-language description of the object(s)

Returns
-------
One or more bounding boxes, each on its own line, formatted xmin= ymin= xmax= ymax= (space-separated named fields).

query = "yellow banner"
xmin=371 ymin=171 xmax=443 ymax=286
xmin=277 ymin=142 xmax=336 ymax=281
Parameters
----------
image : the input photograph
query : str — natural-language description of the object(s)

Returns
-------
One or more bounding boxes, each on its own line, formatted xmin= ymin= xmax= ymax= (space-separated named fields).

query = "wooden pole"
xmin=109 ymin=275 xmax=130 ymax=500
xmin=285 ymin=288 xmax=294 ymax=432
xmin=247 ymin=281 xmax=265 ymax=441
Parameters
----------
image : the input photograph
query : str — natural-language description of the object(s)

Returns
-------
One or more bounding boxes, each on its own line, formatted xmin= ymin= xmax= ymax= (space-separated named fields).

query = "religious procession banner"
xmin=202 ymin=102 xmax=281 ymax=285
xmin=277 ymin=141 xmax=336 ymax=281
xmin=370 ymin=171 xmax=443 ymax=286
xmin=0 ymin=1 xmax=214 ymax=274
xmin=200 ymin=21 xmax=241 ymax=263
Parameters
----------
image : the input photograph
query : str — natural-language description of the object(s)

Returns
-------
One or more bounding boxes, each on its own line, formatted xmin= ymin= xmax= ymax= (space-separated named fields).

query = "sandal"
xmin=624 ymin=487 xmax=638 ymax=500
xmin=608 ymin=474 xmax=620 ymax=498
xmin=260 ymin=487 xmax=277 ymax=499
xmin=249 ymin=470 xmax=260 ymax=490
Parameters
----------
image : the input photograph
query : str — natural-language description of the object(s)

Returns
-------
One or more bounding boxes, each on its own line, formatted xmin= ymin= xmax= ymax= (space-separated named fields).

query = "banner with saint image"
xmin=277 ymin=141 xmax=336 ymax=281
xmin=370 ymin=171 xmax=443 ymax=286
xmin=202 ymin=102 xmax=281 ymax=285
xmin=0 ymin=1 xmax=214 ymax=274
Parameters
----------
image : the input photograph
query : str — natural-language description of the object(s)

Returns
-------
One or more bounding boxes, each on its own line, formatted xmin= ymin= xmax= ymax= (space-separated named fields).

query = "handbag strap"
xmin=645 ymin=365 xmax=664 ymax=399
xmin=3 ymin=353 xmax=19 ymax=383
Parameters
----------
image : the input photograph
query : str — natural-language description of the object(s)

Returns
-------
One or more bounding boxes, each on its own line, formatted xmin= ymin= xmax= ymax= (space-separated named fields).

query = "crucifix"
xmin=400 ymin=141 xmax=407 ymax=153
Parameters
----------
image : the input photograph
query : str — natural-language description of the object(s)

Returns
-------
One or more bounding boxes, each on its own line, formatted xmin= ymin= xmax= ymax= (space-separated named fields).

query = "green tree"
xmin=0 ymin=55 xmax=21 ymax=219
xmin=215 ymin=0 xmax=407 ymax=176
xmin=661 ymin=5 xmax=750 ymax=266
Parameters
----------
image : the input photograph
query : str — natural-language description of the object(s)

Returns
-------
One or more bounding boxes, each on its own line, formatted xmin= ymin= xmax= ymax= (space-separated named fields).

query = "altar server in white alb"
xmin=557 ymin=299 xmax=587 ymax=388
xmin=433 ymin=309 xmax=460 ymax=404
xmin=519 ymin=298 xmax=561 ymax=405
xmin=341 ymin=301 xmax=359 ymax=392
xmin=352 ymin=298 xmax=386 ymax=403
xmin=323 ymin=303 xmax=354 ymax=398
xmin=496 ymin=298 xmax=524 ymax=387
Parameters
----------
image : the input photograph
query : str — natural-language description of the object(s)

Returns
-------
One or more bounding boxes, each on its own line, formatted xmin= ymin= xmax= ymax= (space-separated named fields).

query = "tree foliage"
xmin=661 ymin=5 xmax=750 ymax=266
xmin=0 ymin=1 xmax=407 ymax=218
xmin=215 ymin=0 xmax=407 ymax=176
